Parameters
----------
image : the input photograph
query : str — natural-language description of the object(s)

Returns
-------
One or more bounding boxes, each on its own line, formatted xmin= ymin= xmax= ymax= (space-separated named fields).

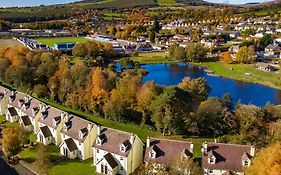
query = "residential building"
xmin=93 ymin=127 xmax=144 ymax=175
xmin=144 ymin=137 xmax=193 ymax=173
xmin=0 ymin=86 xmax=9 ymax=115
xmin=37 ymin=105 xmax=64 ymax=145
xmin=59 ymin=115 xmax=97 ymax=160
xmin=202 ymin=142 xmax=255 ymax=175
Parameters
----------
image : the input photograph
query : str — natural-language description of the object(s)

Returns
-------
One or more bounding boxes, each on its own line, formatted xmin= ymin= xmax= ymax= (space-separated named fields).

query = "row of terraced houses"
xmin=0 ymin=86 xmax=255 ymax=175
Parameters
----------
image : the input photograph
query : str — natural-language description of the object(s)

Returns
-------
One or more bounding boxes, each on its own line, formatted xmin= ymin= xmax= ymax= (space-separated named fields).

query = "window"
xmin=209 ymin=169 xmax=213 ymax=174
xmin=244 ymin=160 xmax=249 ymax=167
xmin=79 ymin=151 xmax=82 ymax=155
xmin=121 ymin=166 xmax=123 ymax=171
xmin=120 ymin=146 xmax=125 ymax=152
xmin=101 ymin=164 xmax=104 ymax=173
xmin=97 ymin=149 xmax=99 ymax=153
xmin=120 ymin=157 xmax=123 ymax=161
xmin=210 ymin=157 xmax=215 ymax=164
xmin=150 ymin=151 xmax=155 ymax=159
xmin=79 ymin=142 xmax=81 ymax=146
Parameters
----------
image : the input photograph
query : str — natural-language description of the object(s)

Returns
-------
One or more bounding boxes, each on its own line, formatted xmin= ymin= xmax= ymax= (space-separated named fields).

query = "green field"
xmin=130 ymin=52 xmax=179 ymax=64
xmin=194 ymin=62 xmax=281 ymax=90
xmin=35 ymin=37 xmax=89 ymax=47
xmin=157 ymin=0 xmax=177 ymax=5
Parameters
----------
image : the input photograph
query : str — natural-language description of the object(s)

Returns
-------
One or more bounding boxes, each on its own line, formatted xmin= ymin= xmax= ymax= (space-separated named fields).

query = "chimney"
xmin=146 ymin=137 xmax=150 ymax=148
xmin=24 ymin=96 xmax=29 ymax=104
xmin=201 ymin=141 xmax=207 ymax=154
xmin=97 ymin=125 xmax=101 ymax=135
xmin=130 ymin=134 xmax=135 ymax=144
xmin=87 ymin=123 xmax=93 ymax=132
xmin=190 ymin=142 xmax=194 ymax=153
xmin=250 ymin=146 xmax=255 ymax=157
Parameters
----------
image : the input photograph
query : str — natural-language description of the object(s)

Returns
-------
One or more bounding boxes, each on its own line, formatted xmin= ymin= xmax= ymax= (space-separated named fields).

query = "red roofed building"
xmin=201 ymin=142 xmax=255 ymax=175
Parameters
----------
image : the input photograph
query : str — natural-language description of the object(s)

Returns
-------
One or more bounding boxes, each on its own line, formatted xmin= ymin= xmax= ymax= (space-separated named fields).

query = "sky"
xmin=0 ymin=0 xmax=275 ymax=7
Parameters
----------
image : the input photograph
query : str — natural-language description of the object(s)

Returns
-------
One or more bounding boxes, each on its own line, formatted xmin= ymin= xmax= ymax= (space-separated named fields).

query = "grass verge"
xmin=194 ymin=62 xmax=281 ymax=90
xmin=130 ymin=52 xmax=179 ymax=64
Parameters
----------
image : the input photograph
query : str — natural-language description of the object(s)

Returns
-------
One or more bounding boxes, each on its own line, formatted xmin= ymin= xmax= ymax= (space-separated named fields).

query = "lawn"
xmin=194 ymin=62 xmax=281 ymax=90
xmin=0 ymin=115 xmax=6 ymax=124
xmin=157 ymin=0 xmax=177 ymax=5
xmin=49 ymin=159 xmax=95 ymax=175
xmin=130 ymin=52 xmax=179 ymax=64
xmin=35 ymin=37 xmax=89 ymax=47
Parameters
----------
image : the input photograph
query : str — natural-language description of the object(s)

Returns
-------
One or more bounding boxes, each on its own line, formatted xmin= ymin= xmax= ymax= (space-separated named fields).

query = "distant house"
xmin=144 ymin=137 xmax=193 ymax=173
xmin=256 ymin=62 xmax=276 ymax=72
xmin=59 ymin=116 xmax=97 ymax=160
xmin=93 ymin=127 xmax=144 ymax=175
xmin=202 ymin=142 xmax=255 ymax=175
xmin=264 ymin=44 xmax=281 ymax=58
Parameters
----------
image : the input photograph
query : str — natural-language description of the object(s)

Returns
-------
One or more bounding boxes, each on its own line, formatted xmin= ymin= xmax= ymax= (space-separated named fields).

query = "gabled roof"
xmin=202 ymin=143 xmax=253 ymax=172
xmin=7 ymin=107 xmax=18 ymax=116
xmin=93 ymin=128 xmax=133 ymax=157
xmin=64 ymin=138 xmax=78 ymax=152
xmin=144 ymin=138 xmax=193 ymax=164
xmin=20 ymin=115 xmax=32 ymax=126
xmin=39 ymin=106 xmax=62 ymax=129
xmin=104 ymin=153 xmax=118 ymax=169
xmin=61 ymin=116 xmax=93 ymax=142
xmin=39 ymin=126 xmax=52 ymax=138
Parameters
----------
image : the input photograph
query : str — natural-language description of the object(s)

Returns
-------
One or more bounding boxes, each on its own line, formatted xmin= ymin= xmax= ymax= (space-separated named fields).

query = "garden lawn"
xmin=35 ymin=37 xmax=89 ymax=47
xmin=49 ymin=159 xmax=95 ymax=175
xmin=0 ymin=115 xmax=6 ymax=124
xmin=195 ymin=62 xmax=281 ymax=90
xmin=130 ymin=52 xmax=179 ymax=64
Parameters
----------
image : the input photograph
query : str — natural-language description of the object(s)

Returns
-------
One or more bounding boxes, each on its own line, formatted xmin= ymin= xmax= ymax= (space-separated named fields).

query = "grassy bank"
xmin=194 ymin=62 xmax=281 ymax=90
xmin=131 ymin=52 xmax=179 ymax=64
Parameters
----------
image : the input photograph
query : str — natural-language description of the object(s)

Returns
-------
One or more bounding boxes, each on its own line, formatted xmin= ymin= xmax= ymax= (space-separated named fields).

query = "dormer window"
xmin=149 ymin=151 xmax=156 ymax=159
xmin=64 ymin=121 xmax=71 ymax=131
xmin=208 ymin=169 xmax=214 ymax=174
xmin=120 ymin=145 xmax=126 ymax=152
xmin=209 ymin=156 xmax=216 ymax=164
xmin=32 ymin=107 xmax=39 ymax=116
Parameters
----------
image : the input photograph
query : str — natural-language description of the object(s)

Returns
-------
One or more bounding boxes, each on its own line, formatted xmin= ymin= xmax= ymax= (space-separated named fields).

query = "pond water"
xmin=118 ymin=63 xmax=281 ymax=106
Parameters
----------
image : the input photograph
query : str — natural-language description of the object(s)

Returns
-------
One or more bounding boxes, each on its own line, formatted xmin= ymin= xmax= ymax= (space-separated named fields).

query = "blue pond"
xmin=118 ymin=63 xmax=281 ymax=106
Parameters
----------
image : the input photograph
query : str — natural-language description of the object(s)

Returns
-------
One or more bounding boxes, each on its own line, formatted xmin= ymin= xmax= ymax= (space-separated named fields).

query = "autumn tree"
xmin=235 ymin=46 xmax=256 ymax=63
xmin=220 ymin=52 xmax=232 ymax=63
xmin=245 ymin=142 xmax=281 ymax=175
xmin=136 ymin=81 xmax=159 ymax=124
xmin=168 ymin=156 xmax=202 ymax=175
xmin=2 ymin=126 xmax=23 ymax=157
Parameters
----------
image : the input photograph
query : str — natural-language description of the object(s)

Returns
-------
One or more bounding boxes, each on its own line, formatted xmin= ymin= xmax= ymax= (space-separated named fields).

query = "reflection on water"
xmin=140 ymin=63 xmax=281 ymax=106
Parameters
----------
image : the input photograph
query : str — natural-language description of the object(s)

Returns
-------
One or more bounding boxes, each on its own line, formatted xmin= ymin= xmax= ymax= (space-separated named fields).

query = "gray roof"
xmin=39 ymin=126 xmax=52 ymax=138
xmin=8 ymin=107 xmax=18 ymax=116
xmin=20 ymin=115 xmax=32 ymax=126
xmin=64 ymin=138 xmax=78 ymax=152
xmin=104 ymin=153 xmax=118 ymax=169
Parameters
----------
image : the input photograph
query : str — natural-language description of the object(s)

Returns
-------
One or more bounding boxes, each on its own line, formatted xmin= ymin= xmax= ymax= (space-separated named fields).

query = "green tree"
xmin=185 ymin=44 xmax=207 ymax=62
xmin=150 ymin=87 xmax=190 ymax=135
